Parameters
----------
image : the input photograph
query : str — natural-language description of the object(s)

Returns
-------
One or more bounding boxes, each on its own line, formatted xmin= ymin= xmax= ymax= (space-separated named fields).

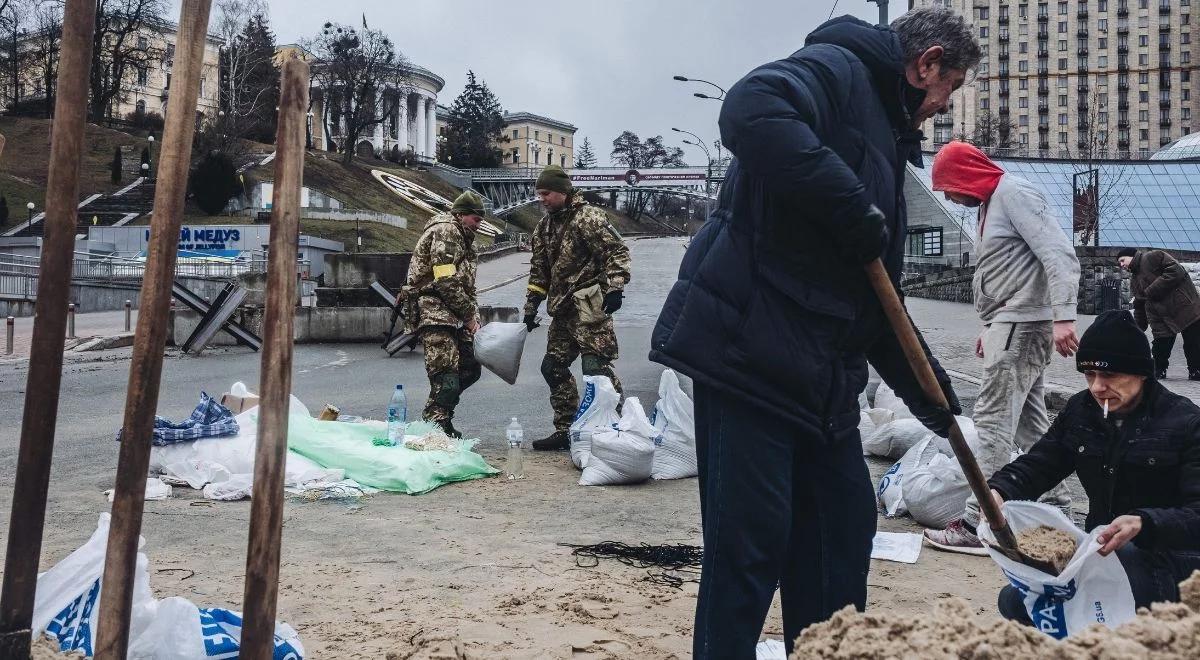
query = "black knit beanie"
xmin=1076 ymin=310 xmax=1154 ymax=377
xmin=1116 ymin=247 xmax=1137 ymax=259
xmin=535 ymin=165 xmax=573 ymax=194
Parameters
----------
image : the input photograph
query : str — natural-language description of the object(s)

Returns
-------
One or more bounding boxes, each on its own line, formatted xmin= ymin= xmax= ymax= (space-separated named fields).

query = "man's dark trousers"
xmin=1151 ymin=319 xmax=1200 ymax=374
xmin=692 ymin=383 xmax=877 ymax=659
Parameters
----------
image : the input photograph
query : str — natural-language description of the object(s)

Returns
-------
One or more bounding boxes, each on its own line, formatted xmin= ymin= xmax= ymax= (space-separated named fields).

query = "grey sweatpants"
xmin=963 ymin=321 xmax=1071 ymax=528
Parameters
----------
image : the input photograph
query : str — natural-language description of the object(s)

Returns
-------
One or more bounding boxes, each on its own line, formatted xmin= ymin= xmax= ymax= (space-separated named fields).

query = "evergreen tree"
xmin=0 ymin=196 xmax=9 ymax=226
xmin=221 ymin=13 xmax=280 ymax=143
xmin=443 ymin=71 xmax=506 ymax=168
xmin=111 ymin=147 xmax=123 ymax=184
xmin=191 ymin=152 xmax=241 ymax=215
xmin=574 ymin=137 xmax=597 ymax=169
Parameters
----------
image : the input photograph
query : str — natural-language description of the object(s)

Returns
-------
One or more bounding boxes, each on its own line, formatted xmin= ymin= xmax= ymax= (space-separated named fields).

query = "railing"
xmin=0 ymin=251 xmax=310 ymax=288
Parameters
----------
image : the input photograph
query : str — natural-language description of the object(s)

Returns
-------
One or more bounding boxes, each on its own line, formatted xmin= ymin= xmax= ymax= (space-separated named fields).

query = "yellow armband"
xmin=433 ymin=264 xmax=457 ymax=280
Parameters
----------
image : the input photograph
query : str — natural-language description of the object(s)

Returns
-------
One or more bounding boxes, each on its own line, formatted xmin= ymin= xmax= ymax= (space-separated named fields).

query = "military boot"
xmin=532 ymin=430 xmax=569 ymax=451
xmin=435 ymin=418 xmax=463 ymax=439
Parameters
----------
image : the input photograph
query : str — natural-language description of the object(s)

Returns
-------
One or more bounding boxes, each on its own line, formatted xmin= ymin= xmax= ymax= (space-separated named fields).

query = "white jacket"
xmin=973 ymin=174 xmax=1080 ymax=324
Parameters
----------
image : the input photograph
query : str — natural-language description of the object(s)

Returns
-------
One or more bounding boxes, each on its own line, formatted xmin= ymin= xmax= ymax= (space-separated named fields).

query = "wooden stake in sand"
xmin=0 ymin=0 xmax=97 ymax=655
xmin=94 ymin=0 xmax=214 ymax=657
xmin=239 ymin=55 xmax=309 ymax=658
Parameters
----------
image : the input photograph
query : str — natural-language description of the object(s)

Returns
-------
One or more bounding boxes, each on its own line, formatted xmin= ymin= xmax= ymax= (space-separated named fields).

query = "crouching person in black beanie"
xmin=986 ymin=310 xmax=1200 ymax=624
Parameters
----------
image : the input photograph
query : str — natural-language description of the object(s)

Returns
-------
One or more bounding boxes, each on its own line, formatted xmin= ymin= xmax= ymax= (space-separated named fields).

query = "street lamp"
xmin=147 ymin=134 xmax=155 ymax=180
xmin=526 ymin=139 xmax=541 ymax=172
xmin=306 ymin=111 xmax=314 ymax=150
xmin=671 ymin=127 xmax=713 ymax=194
xmin=26 ymin=201 xmax=34 ymax=224
xmin=672 ymin=75 xmax=726 ymax=101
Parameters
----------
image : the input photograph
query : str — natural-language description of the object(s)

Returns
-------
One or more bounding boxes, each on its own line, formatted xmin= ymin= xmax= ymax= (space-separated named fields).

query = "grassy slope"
xmin=503 ymin=201 xmax=645 ymax=236
xmin=0 ymin=116 xmax=155 ymax=223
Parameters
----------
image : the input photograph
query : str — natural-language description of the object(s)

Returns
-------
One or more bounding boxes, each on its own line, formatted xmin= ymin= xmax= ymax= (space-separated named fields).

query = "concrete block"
xmin=74 ymin=332 xmax=135 ymax=352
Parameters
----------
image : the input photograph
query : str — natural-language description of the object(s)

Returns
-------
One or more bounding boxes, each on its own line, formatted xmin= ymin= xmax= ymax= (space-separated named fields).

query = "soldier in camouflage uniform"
xmin=405 ymin=190 xmax=485 ymax=437
xmin=522 ymin=165 xmax=632 ymax=450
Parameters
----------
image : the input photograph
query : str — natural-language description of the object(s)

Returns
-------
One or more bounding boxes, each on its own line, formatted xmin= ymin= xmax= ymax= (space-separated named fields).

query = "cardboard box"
xmin=220 ymin=393 xmax=260 ymax=414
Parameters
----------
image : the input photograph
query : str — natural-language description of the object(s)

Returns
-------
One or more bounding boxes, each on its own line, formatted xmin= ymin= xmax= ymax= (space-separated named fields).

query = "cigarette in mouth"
xmin=1104 ymin=399 xmax=1109 ymax=419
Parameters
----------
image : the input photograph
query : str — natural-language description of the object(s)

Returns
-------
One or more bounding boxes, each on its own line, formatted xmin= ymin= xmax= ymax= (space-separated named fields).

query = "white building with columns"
xmin=283 ymin=43 xmax=444 ymax=161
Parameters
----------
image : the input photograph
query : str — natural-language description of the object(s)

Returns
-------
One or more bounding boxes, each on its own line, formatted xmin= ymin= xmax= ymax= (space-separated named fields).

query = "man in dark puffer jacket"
xmin=648 ymin=8 xmax=980 ymax=658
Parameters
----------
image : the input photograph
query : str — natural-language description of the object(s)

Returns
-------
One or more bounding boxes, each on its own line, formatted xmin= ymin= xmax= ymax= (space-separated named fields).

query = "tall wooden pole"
xmin=94 ymin=0 xmax=213 ymax=657
xmin=240 ymin=56 xmax=308 ymax=658
xmin=0 ymin=1 xmax=96 ymax=656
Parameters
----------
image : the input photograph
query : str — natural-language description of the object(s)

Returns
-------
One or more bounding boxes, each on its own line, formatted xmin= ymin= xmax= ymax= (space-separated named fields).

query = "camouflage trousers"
xmin=542 ymin=310 xmax=622 ymax=431
xmin=420 ymin=326 xmax=482 ymax=423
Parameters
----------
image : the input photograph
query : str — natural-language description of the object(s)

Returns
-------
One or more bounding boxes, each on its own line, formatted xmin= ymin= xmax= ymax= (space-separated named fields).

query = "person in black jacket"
xmin=648 ymin=7 xmax=981 ymax=659
xmin=988 ymin=311 xmax=1200 ymax=624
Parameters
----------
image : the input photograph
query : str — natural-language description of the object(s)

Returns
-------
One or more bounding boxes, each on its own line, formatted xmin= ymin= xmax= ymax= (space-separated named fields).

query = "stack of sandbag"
xmin=569 ymin=376 xmax=622 ymax=469
xmin=876 ymin=438 xmax=942 ymax=517
xmin=902 ymin=453 xmax=971 ymax=529
xmin=650 ymin=369 xmax=697 ymax=480
xmin=863 ymin=415 xmax=979 ymax=460
xmin=872 ymin=383 xmax=914 ymax=419
xmin=873 ymin=417 xmax=986 ymax=527
xmin=580 ymin=398 xmax=659 ymax=486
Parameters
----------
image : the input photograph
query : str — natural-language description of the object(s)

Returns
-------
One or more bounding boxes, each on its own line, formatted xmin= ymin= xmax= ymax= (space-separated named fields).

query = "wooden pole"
xmin=240 ymin=56 xmax=308 ymax=658
xmin=94 ymin=0 xmax=213 ymax=657
xmin=864 ymin=259 xmax=1020 ymax=552
xmin=0 ymin=0 xmax=96 ymax=655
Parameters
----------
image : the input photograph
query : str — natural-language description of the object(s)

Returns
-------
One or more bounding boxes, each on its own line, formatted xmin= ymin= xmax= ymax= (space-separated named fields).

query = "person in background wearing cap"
xmin=924 ymin=141 xmax=1081 ymax=555
xmin=985 ymin=310 xmax=1200 ymax=625
xmin=1118 ymin=247 xmax=1200 ymax=381
xmin=403 ymin=191 xmax=485 ymax=438
xmin=523 ymin=165 xmax=632 ymax=451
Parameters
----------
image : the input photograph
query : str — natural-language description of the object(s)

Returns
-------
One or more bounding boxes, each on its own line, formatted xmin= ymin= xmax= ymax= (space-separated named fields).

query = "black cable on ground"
xmin=560 ymin=541 xmax=704 ymax=589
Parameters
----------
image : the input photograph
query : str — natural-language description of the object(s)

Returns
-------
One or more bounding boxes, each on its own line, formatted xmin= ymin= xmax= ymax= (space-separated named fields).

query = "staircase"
xmin=7 ymin=178 xmax=157 ymax=238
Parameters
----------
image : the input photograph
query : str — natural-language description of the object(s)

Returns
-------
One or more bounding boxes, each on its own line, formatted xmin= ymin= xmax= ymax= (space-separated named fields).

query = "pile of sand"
xmin=31 ymin=637 xmax=84 ymax=659
xmin=1016 ymin=525 xmax=1078 ymax=574
xmin=791 ymin=571 xmax=1200 ymax=659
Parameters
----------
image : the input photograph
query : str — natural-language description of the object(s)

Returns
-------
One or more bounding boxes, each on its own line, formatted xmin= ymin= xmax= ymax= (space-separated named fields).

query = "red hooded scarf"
xmin=930 ymin=141 xmax=1006 ymax=204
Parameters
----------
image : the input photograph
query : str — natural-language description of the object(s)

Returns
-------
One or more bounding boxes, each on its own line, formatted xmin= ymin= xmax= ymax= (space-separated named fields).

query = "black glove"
xmin=601 ymin=290 xmax=623 ymax=315
xmin=523 ymin=314 xmax=540 ymax=332
xmin=850 ymin=204 xmax=889 ymax=265
xmin=909 ymin=376 xmax=963 ymax=439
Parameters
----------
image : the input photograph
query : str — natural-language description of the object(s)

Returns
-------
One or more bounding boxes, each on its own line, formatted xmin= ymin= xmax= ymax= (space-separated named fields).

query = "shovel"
xmin=864 ymin=259 xmax=1061 ymax=576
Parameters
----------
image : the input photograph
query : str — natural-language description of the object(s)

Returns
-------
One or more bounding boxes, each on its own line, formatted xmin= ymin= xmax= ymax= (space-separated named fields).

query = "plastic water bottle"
xmin=505 ymin=417 xmax=524 ymax=480
xmin=386 ymin=385 xmax=407 ymax=446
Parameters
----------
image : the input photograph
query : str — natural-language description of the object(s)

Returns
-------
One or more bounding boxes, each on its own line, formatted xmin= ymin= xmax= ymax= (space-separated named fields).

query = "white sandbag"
xmin=872 ymin=383 xmax=913 ymax=419
xmin=105 ymin=477 xmax=172 ymax=502
xmin=858 ymin=391 xmax=869 ymax=410
xmin=862 ymin=418 xmax=929 ymax=459
xmin=876 ymin=438 xmax=940 ymax=517
xmin=929 ymin=416 xmax=981 ymax=458
xmin=979 ymin=501 xmax=1135 ymax=639
xmin=569 ymin=376 xmax=621 ymax=470
xmin=33 ymin=513 xmax=306 ymax=658
xmin=866 ymin=407 xmax=895 ymax=428
xmin=580 ymin=398 xmax=658 ymax=486
xmin=858 ymin=411 xmax=876 ymax=451
xmin=902 ymin=453 xmax=971 ymax=529
xmin=472 ymin=321 xmax=528 ymax=385
xmin=650 ymin=369 xmax=697 ymax=480
xmin=203 ymin=473 xmax=254 ymax=501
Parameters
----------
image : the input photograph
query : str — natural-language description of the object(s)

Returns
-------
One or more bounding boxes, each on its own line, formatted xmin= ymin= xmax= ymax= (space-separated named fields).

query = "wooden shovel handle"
xmin=864 ymin=259 xmax=1019 ymax=552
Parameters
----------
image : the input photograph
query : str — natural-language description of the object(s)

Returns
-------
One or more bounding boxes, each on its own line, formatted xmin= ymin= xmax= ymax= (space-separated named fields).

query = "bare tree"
xmin=1066 ymin=86 xmax=1133 ymax=247
xmin=215 ymin=0 xmax=276 ymax=141
xmin=305 ymin=21 xmax=411 ymax=164
xmin=24 ymin=0 xmax=61 ymax=117
xmin=969 ymin=110 xmax=1019 ymax=153
xmin=610 ymin=131 xmax=686 ymax=220
xmin=89 ymin=0 xmax=169 ymax=122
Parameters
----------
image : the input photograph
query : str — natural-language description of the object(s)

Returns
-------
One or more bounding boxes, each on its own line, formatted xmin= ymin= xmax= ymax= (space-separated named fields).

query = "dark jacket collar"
xmin=1130 ymin=250 xmax=1145 ymax=274
xmin=804 ymin=15 xmax=925 ymax=167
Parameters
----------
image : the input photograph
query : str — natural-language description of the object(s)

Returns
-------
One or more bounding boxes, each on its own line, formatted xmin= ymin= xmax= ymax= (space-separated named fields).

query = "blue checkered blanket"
xmin=115 ymin=392 xmax=240 ymax=446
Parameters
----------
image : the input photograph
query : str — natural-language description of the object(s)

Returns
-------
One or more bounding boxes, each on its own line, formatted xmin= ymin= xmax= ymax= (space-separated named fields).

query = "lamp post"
xmin=306 ymin=111 xmax=314 ymax=150
xmin=867 ymin=0 xmax=889 ymax=27
xmin=146 ymin=134 xmax=155 ymax=181
xmin=671 ymin=127 xmax=712 ymax=195
xmin=26 ymin=201 xmax=34 ymax=225
xmin=672 ymin=74 xmax=726 ymax=101
xmin=527 ymin=139 xmax=541 ymax=174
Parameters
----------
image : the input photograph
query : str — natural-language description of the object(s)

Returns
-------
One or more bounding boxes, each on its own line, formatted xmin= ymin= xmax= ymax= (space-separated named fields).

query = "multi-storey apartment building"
xmin=916 ymin=0 xmax=1200 ymax=158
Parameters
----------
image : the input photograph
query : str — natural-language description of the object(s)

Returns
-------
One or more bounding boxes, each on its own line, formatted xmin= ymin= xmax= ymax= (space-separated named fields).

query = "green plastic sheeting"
xmin=286 ymin=417 xmax=498 ymax=494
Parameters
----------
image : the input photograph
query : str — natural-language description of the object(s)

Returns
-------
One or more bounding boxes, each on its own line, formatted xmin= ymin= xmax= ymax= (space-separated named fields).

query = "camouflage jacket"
xmin=525 ymin=197 xmax=632 ymax=317
xmin=406 ymin=213 xmax=478 ymax=329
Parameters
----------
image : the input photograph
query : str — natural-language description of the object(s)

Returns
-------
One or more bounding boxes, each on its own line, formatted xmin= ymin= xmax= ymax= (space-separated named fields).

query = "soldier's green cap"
xmin=535 ymin=165 xmax=573 ymax=194
xmin=451 ymin=190 xmax=485 ymax=216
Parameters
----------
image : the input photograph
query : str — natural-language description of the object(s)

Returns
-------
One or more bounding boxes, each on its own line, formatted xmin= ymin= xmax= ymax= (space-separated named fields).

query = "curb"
xmin=944 ymin=368 xmax=1074 ymax=411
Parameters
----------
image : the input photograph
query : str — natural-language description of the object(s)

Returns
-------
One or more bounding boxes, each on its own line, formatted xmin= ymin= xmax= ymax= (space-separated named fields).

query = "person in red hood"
xmin=923 ymin=141 xmax=1082 ymax=555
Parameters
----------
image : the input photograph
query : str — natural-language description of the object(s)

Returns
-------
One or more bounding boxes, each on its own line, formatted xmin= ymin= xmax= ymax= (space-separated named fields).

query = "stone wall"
xmin=903 ymin=246 xmax=1200 ymax=315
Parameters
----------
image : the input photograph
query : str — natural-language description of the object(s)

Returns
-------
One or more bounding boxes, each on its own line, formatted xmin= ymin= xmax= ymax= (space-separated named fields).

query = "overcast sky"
xmin=177 ymin=1 xmax=905 ymax=166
